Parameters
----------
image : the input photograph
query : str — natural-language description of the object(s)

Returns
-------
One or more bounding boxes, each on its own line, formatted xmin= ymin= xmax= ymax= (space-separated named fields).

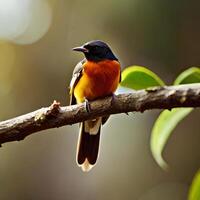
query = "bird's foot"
xmin=84 ymin=98 xmax=91 ymax=113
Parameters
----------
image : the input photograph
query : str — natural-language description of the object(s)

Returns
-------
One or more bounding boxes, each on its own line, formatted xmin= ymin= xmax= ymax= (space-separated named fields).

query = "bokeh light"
xmin=0 ymin=0 xmax=52 ymax=45
xmin=0 ymin=0 xmax=31 ymax=40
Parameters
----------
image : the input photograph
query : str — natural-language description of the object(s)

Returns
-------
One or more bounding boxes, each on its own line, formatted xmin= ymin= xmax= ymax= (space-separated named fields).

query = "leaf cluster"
xmin=120 ymin=66 xmax=200 ymax=200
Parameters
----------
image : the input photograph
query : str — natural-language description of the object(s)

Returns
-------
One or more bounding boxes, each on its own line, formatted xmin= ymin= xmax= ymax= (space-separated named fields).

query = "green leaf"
xmin=188 ymin=170 xmax=200 ymax=200
xmin=150 ymin=108 xmax=193 ymax=169
xmin=151 ymin=67 xmax=200 ymax=169
xmin=120 ymin=66 xmax=165 ymax=90
xmin=174 ymin=67 xmax=200 ymax=85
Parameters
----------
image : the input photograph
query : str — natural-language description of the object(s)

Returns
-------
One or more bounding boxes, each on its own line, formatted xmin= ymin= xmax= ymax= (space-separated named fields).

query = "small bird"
xmin=69 ymin=40 xmax=121 ymax=171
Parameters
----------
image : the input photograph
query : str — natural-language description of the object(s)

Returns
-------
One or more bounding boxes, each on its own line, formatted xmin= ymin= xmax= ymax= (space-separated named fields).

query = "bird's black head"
xmin=73 ymin=40 xmax=118 ymax=62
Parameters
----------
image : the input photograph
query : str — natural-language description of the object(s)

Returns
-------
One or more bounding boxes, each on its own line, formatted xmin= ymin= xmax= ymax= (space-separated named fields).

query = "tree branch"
xmin=0 ymin=83 xmax=200 ymax=146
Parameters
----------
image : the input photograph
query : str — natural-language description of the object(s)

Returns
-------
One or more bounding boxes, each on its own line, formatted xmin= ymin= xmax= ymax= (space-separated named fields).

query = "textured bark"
xmin=0 ymin=83 xmax=200 ymax=146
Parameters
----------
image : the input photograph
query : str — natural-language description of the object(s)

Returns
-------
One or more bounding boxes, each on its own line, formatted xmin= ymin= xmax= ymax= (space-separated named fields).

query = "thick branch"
xmin=0 ymin=83 xmax=200 ymax=146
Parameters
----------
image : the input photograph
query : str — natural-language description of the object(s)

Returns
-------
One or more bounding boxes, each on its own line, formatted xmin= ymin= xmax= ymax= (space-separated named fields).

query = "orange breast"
xmin=74 ymin=60 xmax=120 ymax=103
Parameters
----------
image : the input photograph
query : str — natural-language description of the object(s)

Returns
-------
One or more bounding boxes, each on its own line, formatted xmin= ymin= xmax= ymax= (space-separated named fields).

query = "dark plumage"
xmin=73 ymin=40 xmax=118 ymax=62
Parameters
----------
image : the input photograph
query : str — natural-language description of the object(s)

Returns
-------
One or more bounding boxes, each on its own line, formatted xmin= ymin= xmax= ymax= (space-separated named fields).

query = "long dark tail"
xmin=76 ymin=118 xmax=101 ymax=172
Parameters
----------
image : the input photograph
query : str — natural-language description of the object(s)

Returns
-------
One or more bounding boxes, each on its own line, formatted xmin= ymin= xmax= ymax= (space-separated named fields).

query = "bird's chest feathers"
xmin=83 ymin=60 xmax=120 ymax=98
xmin=85 ymin=61 xmax=118 ymax=82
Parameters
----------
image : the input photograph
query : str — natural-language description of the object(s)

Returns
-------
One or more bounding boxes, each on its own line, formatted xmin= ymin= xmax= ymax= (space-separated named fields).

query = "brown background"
xmin=0 ymin=0 xmax=199 ymax=199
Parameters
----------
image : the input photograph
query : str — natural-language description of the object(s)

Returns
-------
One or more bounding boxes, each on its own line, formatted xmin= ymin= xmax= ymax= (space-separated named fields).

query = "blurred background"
xmin=0 ymin=0 xmax=199 ymax=199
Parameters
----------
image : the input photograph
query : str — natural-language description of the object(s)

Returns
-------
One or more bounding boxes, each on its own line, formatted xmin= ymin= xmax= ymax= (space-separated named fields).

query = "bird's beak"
xmin=72 ymin=46 xmax=89 ymax=53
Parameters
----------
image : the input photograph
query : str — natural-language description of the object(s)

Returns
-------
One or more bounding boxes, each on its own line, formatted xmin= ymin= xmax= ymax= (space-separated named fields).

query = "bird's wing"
xmin=69 ymin=59 xmax=86 ymax=105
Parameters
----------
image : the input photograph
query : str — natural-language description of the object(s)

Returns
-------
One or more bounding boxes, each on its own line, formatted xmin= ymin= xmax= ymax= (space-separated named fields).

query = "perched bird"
xmin=69 ymin=40 xmax=121 ymax=171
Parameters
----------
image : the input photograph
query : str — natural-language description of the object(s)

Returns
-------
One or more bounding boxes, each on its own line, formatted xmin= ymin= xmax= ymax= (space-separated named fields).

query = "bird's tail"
xmin=76 ymin=117 xmax=102 ymax=172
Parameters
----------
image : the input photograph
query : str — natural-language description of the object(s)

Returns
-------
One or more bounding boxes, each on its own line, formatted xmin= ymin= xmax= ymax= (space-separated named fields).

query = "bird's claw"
xmin=84 ymin=98 xmax=91 ymax=113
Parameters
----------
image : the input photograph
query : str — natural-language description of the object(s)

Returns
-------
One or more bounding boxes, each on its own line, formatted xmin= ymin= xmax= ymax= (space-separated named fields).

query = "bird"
xmin=69 ymin=40 xmax=121 ymax=172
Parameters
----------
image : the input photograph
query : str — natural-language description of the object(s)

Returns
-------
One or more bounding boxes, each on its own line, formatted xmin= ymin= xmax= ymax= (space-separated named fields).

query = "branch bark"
xmin=0 ymin=83 xmax=200 ymax=146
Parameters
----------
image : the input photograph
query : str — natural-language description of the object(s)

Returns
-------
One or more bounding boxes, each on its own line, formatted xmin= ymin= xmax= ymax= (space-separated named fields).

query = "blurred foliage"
xmin=151 ymin=108 xmax=193 ymax=170
xmin=150 ymin=67 xmax=200 ymax=169
xmin=120 ymin=66 xmax=164 ymax=89
xmin=189 ymin=170 xmax=200 ymax=200
xmin=174 ymin=67 xmax=200 ymax=85
xmin=122 ymin=65 xmax=200 ymax=198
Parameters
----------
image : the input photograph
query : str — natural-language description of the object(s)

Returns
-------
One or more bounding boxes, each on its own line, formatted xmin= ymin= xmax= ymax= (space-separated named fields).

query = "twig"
xmin=0 ymin=83 xmax=200 ymax=146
